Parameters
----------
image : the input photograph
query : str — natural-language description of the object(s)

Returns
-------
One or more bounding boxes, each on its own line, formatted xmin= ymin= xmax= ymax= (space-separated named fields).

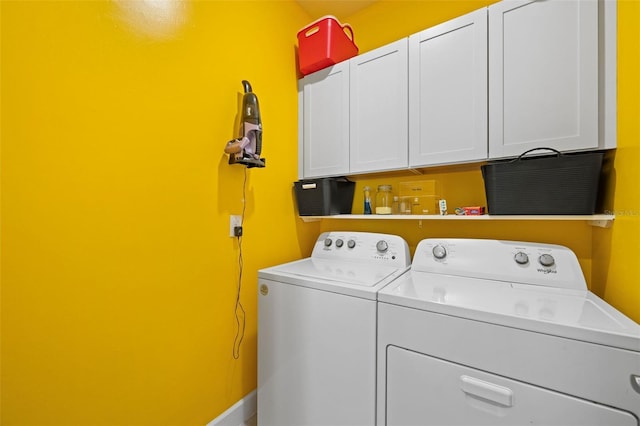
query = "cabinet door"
xmin=489 ymin=0 xmax=599 ymax=159
xmin=349 ymin=39 xmax=408 ymax=174
xmin=409 ymin=8 xmax=488 ymax=167
xmin=301 ymin=62 xmax=350 ymax=178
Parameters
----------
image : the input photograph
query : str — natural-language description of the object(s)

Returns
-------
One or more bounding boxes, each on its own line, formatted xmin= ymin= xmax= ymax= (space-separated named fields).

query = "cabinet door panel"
xmin=302 ymin=63 xmax=350 ymax=178
xmin=386 ymin=346 xmax=637 ymax=426
xmin=409 ymin=8 xmax=488 ymax=167
xmin=489 ymin=0 xmax=599 ymax=158
xmin=350 ymin=39 xmax=408 ymax=174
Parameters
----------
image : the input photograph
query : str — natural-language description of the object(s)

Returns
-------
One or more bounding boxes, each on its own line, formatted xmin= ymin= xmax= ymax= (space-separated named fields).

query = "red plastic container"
xmin=297 ymin=15 xmax=359 ymax=76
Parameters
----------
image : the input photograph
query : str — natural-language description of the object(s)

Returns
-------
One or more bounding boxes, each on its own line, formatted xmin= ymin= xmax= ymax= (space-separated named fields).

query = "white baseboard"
xmin=207 ymin=390 xmax=257 ymax=426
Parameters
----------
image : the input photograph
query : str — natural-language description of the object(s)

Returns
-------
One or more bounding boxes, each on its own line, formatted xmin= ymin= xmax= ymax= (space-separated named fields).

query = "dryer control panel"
xmin=412 ymin=239 xmax=587 ymax=291
xmin=312 ymin=232 xmax=411 ymax=268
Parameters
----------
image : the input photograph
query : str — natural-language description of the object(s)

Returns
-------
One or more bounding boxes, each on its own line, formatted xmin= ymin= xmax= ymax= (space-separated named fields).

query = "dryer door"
xmin=385 ymin=346 xmax=637 ymax=426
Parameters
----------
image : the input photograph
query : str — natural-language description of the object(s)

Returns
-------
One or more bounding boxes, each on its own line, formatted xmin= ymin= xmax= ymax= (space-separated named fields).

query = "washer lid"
xmin=259 ymin=257 xmax=409 ymax=299
xmin=268 ymin=258 xmax=401 ymax=287
xmin=379 ymin=272 xmax=640 ymax=351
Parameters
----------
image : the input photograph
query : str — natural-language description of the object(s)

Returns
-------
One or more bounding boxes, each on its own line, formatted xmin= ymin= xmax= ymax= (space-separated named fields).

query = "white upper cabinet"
xmin=408 ymin=8 xmax=488 ymax=167
xmin=297 ymin=0 xmax=616 ymax=178
xmin=488 ymin=0 xmax=600 ymax=158
xmin=298 ymin=39 xmax=408 ymax=179
xmin=349 ymin=39 xmax=409 ymax=174
xmin=300 ymin=62 xmax=350 ymax=179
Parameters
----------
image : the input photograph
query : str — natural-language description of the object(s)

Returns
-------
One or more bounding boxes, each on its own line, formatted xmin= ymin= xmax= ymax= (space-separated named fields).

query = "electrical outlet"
xmin=229 ymin=215 xmax=242 ymax=237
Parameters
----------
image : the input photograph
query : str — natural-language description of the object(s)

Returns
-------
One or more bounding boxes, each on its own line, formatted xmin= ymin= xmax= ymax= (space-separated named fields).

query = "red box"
xmin=463 ymin=206 xmax=485 ymax=216
xmin=297 ymin=15 xmax=359 ymax=76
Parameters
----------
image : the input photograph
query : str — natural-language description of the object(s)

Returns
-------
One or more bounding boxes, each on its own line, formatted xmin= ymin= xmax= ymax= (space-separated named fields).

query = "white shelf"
xmin=299 ymin=214 xmax=615 ymax=228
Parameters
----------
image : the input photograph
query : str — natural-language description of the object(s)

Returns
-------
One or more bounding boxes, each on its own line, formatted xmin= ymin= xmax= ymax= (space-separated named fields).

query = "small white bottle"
xmin=439 ymin=199 xmax=448 ymax=215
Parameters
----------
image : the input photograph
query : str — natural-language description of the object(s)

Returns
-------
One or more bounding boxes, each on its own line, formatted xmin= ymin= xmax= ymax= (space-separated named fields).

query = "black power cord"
xmin=232 ymin=167 xmax=248 ymax=359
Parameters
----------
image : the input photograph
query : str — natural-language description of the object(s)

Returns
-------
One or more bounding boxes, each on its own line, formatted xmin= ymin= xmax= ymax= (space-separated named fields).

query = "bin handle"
xmin=342 ymin=24 xmax=355 ymax=42
xmin=304 ymin=26 xmax=320 ymax=37
xmin=302 ymin=23 xmax=354 ymax=43
xmin=511 ymin=147 xmax=562 ymax=162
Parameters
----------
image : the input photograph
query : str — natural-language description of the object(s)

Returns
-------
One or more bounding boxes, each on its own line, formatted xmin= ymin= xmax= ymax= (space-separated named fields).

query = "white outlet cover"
xmin=229 ymin=215 xmax=242 ymax=237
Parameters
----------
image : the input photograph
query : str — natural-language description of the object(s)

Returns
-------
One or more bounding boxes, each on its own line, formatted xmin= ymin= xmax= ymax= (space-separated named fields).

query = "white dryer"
xmin=258 ymin=231 xmax=410 ymax=426
xmin=377 ymin=238 xmax=640 ymax=426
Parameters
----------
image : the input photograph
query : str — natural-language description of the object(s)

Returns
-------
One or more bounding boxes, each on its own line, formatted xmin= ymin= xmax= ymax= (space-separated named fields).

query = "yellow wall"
xmin=318 ymin=0 xmax=640 ymax=322
xmin=1 ymin=1 xmax=315 ymax=424
xmin=594 ymin=0 xmax=640 ymax=322
xmin=2 ymin=0 xmax=638 ymax=425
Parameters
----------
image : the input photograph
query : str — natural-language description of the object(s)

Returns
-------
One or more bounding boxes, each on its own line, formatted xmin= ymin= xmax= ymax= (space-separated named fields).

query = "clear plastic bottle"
xmin=399 ymin=197 xmax=411 ymax=214
xmin=411 ymin=197 xmax=422 ymax=215
xmin=392 ymin=196 xmax=400 ymax=215
xmin=375 ymin=185 xmax=393 ymax=214
xmin=363 ymin=186 xmax=372 ymax=215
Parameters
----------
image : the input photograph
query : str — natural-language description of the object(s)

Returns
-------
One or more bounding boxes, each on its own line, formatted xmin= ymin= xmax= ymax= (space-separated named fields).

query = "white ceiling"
xmin=295 ymin=0 xmax=377 ymax=21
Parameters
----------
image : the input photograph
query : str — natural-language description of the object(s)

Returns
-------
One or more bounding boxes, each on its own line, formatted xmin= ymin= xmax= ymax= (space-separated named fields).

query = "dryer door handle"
xmin=631 ymin=375 xmax=640 ymax=394
xmin=460 ymin=375 xmax=514 ymax=407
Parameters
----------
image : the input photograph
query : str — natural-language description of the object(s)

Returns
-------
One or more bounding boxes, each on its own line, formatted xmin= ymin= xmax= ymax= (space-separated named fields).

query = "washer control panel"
xmin=312 ymin=232 xmax=411 ymax=268
xmin=414 ymin=239 xmax=587 ymax=291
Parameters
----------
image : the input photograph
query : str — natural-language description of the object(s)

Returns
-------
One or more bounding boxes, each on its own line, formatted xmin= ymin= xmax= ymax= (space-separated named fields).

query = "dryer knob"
xmin=347 ymin=239 xmax=356 ymax=249
xmin=514 ymin=252 xmax=529 ymax=265
xmin=432 ymin=244 xmax=447 ymax=259
xmin=336 ymin=239 xmax=344 ymax=248
xmin=376 ymin=240 xmax=389 ymax=253
xmin=538 ymin=254 xmax=555 ymax=267
xmin=324 ymin=238 xmax=332 ymax=247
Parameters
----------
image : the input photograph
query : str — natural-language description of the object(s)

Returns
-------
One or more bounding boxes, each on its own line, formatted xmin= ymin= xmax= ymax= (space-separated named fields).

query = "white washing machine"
xmin=377 ymin=238 xmax=640 ymax=426
xmin=257 ymin=231 xmax=410 ymax=426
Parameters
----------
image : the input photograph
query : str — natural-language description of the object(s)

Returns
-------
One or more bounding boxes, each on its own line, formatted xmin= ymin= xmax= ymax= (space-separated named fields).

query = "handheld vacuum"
xmin=224 ymin=80 xmax=265 ymax=168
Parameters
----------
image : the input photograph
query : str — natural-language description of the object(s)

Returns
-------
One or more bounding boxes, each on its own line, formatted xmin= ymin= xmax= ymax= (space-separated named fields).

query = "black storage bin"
xmin=294 ymin=177 xmax=355 ymax=216
xmin=481 ymin=148 xmax=604 ymax=215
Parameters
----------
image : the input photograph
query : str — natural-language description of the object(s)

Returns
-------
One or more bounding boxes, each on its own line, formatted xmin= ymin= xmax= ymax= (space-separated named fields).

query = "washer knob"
xmin=336 ymin=239 xmax=344 ymax=248
xmin=324 ymin=238 xmax=332 ymax=247
xmin=376 ymin=240 xmax=389 ymax=253
xmin=432 ymin=244 xmax=447 ymax=260
xmin=347 ymin=239 xmax=356 ymax=249
xmin=514 ymin=252 xmax=529 ymax=265
xmin=538 ymin=253 xmax=555 ymax=267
